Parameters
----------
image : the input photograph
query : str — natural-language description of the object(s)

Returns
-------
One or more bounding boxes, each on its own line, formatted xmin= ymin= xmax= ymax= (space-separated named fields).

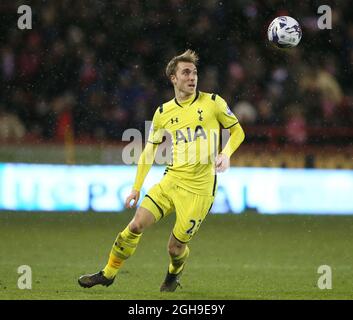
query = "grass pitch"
xmin=0 ymin=211 xmax=352 ymax=300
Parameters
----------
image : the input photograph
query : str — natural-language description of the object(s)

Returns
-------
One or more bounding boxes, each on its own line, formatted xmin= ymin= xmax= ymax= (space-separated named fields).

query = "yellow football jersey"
xmin=148 ymin=91 xmax=239 ymax=196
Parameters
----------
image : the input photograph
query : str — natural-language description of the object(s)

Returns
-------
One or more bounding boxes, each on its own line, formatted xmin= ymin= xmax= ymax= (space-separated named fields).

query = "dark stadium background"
xmin=0 ymin=0 xmax=352 ymax=300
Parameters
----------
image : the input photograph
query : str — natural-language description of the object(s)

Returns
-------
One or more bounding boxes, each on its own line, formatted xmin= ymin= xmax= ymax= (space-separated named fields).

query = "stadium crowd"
xmin=0 ymin=0 xmax=352 ymax=145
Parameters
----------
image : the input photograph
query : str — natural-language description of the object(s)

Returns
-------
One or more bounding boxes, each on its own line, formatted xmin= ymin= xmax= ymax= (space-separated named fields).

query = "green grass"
xmin=0 ymin=211 xmax=352 ymax=300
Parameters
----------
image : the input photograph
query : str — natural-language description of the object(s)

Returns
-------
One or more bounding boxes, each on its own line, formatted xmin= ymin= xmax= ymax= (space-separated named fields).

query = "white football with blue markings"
xmin=268 ymin=16 xmax=302 ymax=48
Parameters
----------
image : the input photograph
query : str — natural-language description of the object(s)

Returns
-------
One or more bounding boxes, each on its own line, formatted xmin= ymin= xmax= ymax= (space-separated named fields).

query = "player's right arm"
xmin=125 ymin=109 xmax=164 ymax=209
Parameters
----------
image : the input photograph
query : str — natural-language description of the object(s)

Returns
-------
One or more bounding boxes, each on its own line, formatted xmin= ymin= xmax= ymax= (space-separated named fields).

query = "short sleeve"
xmin=215 ymin=95 xmax=239 ymax=129
xmin=147 ymin=108 xmax=164 ymax=144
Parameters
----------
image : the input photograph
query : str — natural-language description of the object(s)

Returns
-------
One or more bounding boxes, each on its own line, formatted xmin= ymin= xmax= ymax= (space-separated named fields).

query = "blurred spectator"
xmin=1 ymin=46 xmax=15 ymax=81
xmin=256 ymin=99 xmax=276 ymax=125
xmin=232 ymin=100 xmax=257 ymax=124
xmin=0 ymin=103 xmax=26 ymax=141
xmin=53 ymin=94 xmax=75 ymax=142
xmin=285 ymin=104 xmax=307 ymax=145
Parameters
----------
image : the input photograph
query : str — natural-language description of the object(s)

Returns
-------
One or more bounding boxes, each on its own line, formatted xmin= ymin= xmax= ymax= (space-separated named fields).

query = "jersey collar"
xmin=174 ymin=90 xmax=200 ymax=107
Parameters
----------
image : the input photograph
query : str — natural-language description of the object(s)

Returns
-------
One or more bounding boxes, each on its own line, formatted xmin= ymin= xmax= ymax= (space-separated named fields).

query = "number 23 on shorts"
xmin=186 ymin=219 xmax=202 ymax=236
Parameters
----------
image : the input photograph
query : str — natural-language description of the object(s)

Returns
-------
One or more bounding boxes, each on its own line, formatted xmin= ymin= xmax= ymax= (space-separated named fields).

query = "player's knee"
xmin=129 ymin=220 xmax=144 ymax=234
xmin=129 ymin=207 xmax=155 ymax=234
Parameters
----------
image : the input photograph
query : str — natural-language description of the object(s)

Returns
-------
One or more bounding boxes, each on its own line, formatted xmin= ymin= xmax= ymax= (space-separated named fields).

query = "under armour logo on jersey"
xmin=171 ymin=117 xmax=179 ymax=124
xmin=197 ymin=109 xmax=203 ymax=121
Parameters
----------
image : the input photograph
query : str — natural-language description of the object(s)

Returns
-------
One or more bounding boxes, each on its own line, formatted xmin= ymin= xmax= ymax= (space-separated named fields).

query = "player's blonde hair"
xmin=165 ymin=49 xmax=199 ymax=79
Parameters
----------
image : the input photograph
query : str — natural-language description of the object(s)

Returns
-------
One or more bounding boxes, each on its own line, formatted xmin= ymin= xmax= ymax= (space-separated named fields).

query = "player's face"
xmin=172 ymin=62 xmax=198 ymax=96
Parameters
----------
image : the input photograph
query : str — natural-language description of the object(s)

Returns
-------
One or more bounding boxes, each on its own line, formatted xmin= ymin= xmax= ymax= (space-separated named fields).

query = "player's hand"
xmin=215 ymin=153 xmax=230 ymax=173
xmin=125 ymin=190 xmax=140 ymax=209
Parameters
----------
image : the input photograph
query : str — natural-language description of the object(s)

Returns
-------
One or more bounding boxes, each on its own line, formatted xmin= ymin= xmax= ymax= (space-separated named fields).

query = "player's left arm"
xmin=216 ymin=123 xmax=245 ymax=172
xmin=214 ymin=95 xmax=245 ymax=172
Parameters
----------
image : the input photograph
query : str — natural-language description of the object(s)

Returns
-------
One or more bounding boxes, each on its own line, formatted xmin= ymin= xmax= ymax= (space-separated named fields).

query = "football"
xmin=267 ymin=16 xmax=302 ymax=48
